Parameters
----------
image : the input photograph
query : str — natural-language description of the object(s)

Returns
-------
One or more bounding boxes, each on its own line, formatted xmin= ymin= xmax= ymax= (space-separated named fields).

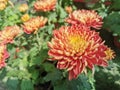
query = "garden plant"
xmin=0 ymin=0 xmax=120 ymax=90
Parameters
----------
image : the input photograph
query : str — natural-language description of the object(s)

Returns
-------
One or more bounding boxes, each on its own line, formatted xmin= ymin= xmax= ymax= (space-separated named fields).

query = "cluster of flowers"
xmin=0 ymin=0 xmax=115 ymax=81
xmin=48 ymin=10 xmax=115 ymax=80
xmin=0 ymin=0 xmax=57 ymax=69
xmin=0 ymin=25 xmax=21 ymax=69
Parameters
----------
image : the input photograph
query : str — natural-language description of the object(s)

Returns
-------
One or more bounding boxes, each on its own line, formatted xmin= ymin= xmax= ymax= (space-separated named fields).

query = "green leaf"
xmin=29 ymin=47 xmax=39 ymax=58
xmin=67 ymin=74 xmax=92 ymax=90
xmin=29 ymin=48 xmax=48 ymax=66
xmin=7 ymin=69 xmax=31 ymax=80
xmin=54 ymin=74 xmax=92 ymax=90
xmin=48 ymin=12 xmax=57 ymax=23
xmin=21 ymin=79 xmax=34 ymax=90
xmin=59 ymin=6 xmax=67 ymax=18
xmin=44 ymin=69 xmax=62 ymax=82
xmin=6 ymin=78 xmax=19 ymax=90
xmin=111 ymin=0 xmax=120 ymax=10
xmin=47 ymin=24 xmax=55 ymax=34
xmin=42 ymin=62 xmax=56 ymax=72
xmin=54 ymin=80 xmax=68 ymax=90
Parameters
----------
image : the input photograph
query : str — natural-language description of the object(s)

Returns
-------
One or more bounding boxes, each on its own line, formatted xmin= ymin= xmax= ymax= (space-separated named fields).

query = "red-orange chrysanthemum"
xmin=22 ymin=16 xmax=48 ymax=34
xmin=0 ymin=44 xmax=9 ymax=69
xmin=65 ymin=10 xmax=103 ymax=29
xmin=0 ymin=25 xmax=21 ymax=44
xmin=34 ymin=0 xmax=57 ymax=12
xmin=48 ymin=25 xmax=115 ymax=80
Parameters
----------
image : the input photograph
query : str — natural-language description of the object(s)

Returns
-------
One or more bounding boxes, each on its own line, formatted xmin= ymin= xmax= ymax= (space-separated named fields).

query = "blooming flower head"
xmin=0 ymin=25 xmax=21 ymax=44
xmin=21 ymin=14 xmax=30 ymax=22
xmin=104 ymin=47 xmax=115 ymax=60
xmin=19 ymin=3 xmax=28 ymax=12
xmin=0 ymin=0 xmax=8 ymax=11
xmin=22 ymin=16 xmax=48 ymax=34
xmin=0 ymin=44 xmax=9 ymax=69
xmin=0 ymin=2 xmax=6 ymax=10
xmin=65 ymin=6 xmax=73 ymax=14
xmin=34 ymin=0 xmax=57 ymax=12
xmin=65 ymin=10 xmax=103 ymax=29
xmin=48 ymin=25 xmax=115 ymax=80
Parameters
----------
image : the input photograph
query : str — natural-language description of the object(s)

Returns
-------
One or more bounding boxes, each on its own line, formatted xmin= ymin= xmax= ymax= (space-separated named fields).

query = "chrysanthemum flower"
xmin=0 ymin=2 xmax=6 ymax=11
xmin=22 ymin=16 xmax=47 ymax=34
xmin=0 ymin=0 xmax=8 ymax=11
xmin=65 ymin=10 xmax=103 ymax=29
xmin=48 ymin=25 xmax=115 ymax=80
xmin=65 ymin=6 xmax=73 ymax=14
xmin=34 ymin=0 xmax=57 ymax=12
xmin=0 ymin=25 xmax=21 ymax=44
xmin=19 ymin=3 xmax=28 ymax=12
xmin=0 ymin=44 xmax=9 ymax=69
xmin=104 ymin=48 xmax=115 ymax=60
xmin=21 ymin=14 xmax=30 ymax=22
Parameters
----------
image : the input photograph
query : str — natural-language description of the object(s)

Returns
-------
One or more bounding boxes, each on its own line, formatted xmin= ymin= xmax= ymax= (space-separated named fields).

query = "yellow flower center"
xmin=68 ymin=34 xmax=88 ymax=55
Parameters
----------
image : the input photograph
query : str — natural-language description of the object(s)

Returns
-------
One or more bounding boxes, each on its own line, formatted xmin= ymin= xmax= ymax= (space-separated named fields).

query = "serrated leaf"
xmin=48 ymin=12 xmax=57 ymax=23
xmin=29 ymin=48 xmax=48 ymax=66
xmin=67 ymin=74 xmax=92 ymax=90
xmin=43 ymin=62 xmax=56 ymax=72
xmin=54 ymin=74 xmax=92 ymax=90
xmin=44 ymin=69 xmax=62 ymax=82
xmin=6 ymin=78 xmax=19 ymax=90
xmin=47 ymin=24 xmax=55 ymax=34
xmin=29 ymin=47 xmax=39 ymax=58
xmin=21 ymin=79 xmax=34 ymax=90
xmin=59 ymin=6 xmax=67 ymax=18
xmin=7 ymin=69 xmax=31 ymax=80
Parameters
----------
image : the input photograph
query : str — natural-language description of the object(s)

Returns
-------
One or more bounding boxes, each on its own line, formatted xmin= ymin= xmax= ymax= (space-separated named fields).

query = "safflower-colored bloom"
xmin=104 ymin=48 xmax=115 ymax=60
xmin=65 ymin=10 xmax=103 ymax=29
xmin=0 ymin=2 xmax=6 ymax=11
xmin=0 ymin=0 xmax=8 ymax=2
xmin=65 ymin=6 xmax=73 ymax=14
xmin=22 ymin=16 xmax=48 ymax=34
xmin=34 ymin=0 xmax=57 ymax=12
xmin=0 ymin=44 xmax=9 ymax=69
xmin=0 ymin=0 xmax=8 ymax=11
xmin=48 ymin=25 xmax=115 ymax=80
xmin=21 ymin=14 xmax=30 ymax=22
xmin=19 ymin=3 xmax=28 ymax=12
xmin=0 ymin=25 xmax=21 ymax=44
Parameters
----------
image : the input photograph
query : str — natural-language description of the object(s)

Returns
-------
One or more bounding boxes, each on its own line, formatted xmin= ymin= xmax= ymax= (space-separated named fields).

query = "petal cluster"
xmin=0 ymin=0 xmax=8 ymax=11
xmin=65 ymin=10 xmax=103 ymax=29
xmin=19 ymin=3 xmax=28 ymax=12
xmin=0 ymin=44 xmax=9 ymax=69
xmin=48 ymin=25 xmax=115 ymax=80
xmin=22 ymin=16 xmax=48 ymax=34
xmin=21 ymin=14 xmax=30 ymax=22
xmin=0 ymin=25 xmax=21 ymax=44
xmin=34 ymin=0 xmax=57 ymax=12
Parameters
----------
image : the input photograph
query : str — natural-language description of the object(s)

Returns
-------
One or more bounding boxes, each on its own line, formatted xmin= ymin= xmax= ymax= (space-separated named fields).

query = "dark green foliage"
xmin=54 ymin=74 xmax=93 ymax=90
